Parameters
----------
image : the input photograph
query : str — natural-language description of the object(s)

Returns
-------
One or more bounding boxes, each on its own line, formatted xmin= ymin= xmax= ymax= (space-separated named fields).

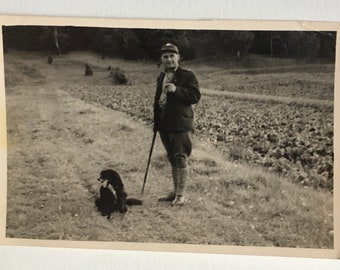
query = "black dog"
xmin=97 ymin=169 xmax=142 ymax=215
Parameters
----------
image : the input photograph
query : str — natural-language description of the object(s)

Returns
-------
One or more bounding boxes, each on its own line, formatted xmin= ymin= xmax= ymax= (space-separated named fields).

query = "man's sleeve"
xmin=171 ymin=71 xmax=201 ymax=105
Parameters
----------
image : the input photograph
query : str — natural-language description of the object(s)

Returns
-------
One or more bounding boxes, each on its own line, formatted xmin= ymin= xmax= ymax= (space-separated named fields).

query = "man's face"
xmin=161 ymin=52 xmax=180 ymax=69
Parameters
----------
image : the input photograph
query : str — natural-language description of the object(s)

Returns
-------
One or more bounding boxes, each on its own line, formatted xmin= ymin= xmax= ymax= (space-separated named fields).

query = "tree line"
xmin=2 ymin=26 xmax=336 ymax=62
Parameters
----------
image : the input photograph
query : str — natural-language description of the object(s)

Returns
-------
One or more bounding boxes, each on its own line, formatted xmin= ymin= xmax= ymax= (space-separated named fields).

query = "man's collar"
xmin=164 ymin=66 xmax=179 ymax=73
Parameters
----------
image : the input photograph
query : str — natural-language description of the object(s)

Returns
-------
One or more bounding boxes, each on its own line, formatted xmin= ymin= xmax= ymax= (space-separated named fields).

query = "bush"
xmin=110 ymin=67 xmax=128 ymax=85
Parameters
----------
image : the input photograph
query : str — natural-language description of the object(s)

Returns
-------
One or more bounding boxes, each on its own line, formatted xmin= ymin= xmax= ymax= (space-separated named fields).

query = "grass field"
xmin=4 ymin=51 xmax=334 ymax=249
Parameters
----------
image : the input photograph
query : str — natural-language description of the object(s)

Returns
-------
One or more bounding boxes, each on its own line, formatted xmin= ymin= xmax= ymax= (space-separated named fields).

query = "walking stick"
xmin=141 ymin=130 xmax=157 ymax=195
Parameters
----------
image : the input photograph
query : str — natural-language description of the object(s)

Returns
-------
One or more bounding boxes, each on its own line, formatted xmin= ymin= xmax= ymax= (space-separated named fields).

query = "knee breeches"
xmin=159 ymin=131 xmax=192 ymax=168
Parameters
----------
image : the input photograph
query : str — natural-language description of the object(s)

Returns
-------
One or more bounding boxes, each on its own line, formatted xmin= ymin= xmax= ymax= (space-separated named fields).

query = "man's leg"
xmin=158 ymin=132 xmax=177 ymax=201
xmin=171 ymin=166 xmax=188 ymax=206
xmin=158 ymin=165 xmax=177 ymax=201
xmin=171 ymin=132 xmax=192 ymax=206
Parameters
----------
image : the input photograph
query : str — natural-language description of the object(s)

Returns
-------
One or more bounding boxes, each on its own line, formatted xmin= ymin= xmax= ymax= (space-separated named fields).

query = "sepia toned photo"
xmin=0 ymin=16 xmax=338 ymax=258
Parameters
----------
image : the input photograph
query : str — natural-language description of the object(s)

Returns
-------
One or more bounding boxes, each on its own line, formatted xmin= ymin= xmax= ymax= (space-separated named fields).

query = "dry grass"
xmin=4 ymin=51 xmax=333 ymax=249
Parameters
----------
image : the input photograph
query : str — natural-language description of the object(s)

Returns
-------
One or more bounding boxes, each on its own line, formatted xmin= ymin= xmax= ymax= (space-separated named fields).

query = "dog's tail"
xmin=126 ymin=198 xmax=143 ymax=206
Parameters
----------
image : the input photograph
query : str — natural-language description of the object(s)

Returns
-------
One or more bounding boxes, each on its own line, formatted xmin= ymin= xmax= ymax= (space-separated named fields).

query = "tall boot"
xmin=158 ymin=166 xmax=177 ymax=202
xmin=171 ymin=167 xmax=187 ymax=206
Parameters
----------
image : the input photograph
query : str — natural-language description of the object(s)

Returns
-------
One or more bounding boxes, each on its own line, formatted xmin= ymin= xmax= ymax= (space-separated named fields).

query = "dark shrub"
xmin=110 ymin=67 xmax=128 ymax=84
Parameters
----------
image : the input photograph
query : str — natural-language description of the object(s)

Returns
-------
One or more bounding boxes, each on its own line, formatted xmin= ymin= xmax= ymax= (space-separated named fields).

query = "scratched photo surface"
xmin=2 ymin=24 xmax=336 ymax=251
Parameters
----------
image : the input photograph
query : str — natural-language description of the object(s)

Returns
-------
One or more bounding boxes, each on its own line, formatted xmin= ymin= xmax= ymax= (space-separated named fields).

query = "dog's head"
xmin=98 ymin=169 xmax=124 ymax=191
xmin=97 ymin=171 xmax=109 ymax=185
xmin=98 ymin=169 xmax=114 ymax=183
xmin=98 ymin=169 xmax=115 ymax=179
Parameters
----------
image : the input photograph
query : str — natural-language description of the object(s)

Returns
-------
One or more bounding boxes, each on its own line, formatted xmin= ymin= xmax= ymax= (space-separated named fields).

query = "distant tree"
xmin=2 ymin=26 xmax=335 ymax=62
xmin=90 ymin=28 xmax=119 ymax=57
xmin=283 ymin=31 xmax=320 ymax=61
xmin=142 ymin=29 xmax=177 ymax=59
xmin=217 ymin=31 xmax=255 ymax=58
xmin=38 ymin=26 xmax=64 ymax=54
xmin=270 ymin=32 xmax=289 ymax=58
xmin=173 ymin=30 xmax=195 ymax=60
xmin=317 ymin=31 xmax=336 ymax=60
xmin=251 ymin=31 xmax=324 ymax=61
xmin=3 ymin=26 xmax=70 ymax=54
xmin=63 ymin=26 xmax=95 ymax=51
xmin=185 ymin=30 xmax=221 ymax=58
xmin=3 ymin=26 xmax=45 ymax=51
xmin=120 ymin=29 xmax=146 ymax=60
xmin=250 ymin=31 xmax=271 ymax=55
xmin=136 ymin=29 xmax=196 ymax=60
xmin=89 ymin=28 xmax=146 ymax=60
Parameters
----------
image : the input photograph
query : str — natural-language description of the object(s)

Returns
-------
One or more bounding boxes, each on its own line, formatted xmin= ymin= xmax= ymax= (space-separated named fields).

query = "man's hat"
xmin=160 ymin=43 xmax=179 ymax=54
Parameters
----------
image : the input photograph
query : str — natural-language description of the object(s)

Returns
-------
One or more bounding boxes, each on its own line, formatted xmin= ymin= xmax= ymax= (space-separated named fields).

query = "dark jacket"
xmin=154 ymin=66 xmax=201 ymax=132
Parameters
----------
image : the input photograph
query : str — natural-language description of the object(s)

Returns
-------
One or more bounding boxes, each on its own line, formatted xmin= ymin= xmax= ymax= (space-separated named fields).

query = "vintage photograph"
xmin=1 ymin=19 xmax=337 ymax=254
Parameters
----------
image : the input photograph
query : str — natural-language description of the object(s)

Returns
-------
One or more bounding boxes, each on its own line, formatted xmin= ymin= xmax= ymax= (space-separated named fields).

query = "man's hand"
xmin=165 ymin=83 xmax=176 ymax=93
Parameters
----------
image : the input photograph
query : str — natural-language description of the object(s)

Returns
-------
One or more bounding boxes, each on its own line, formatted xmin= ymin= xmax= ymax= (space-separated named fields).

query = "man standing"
xmin=153 ymin=43 xmax=201 ymax=206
